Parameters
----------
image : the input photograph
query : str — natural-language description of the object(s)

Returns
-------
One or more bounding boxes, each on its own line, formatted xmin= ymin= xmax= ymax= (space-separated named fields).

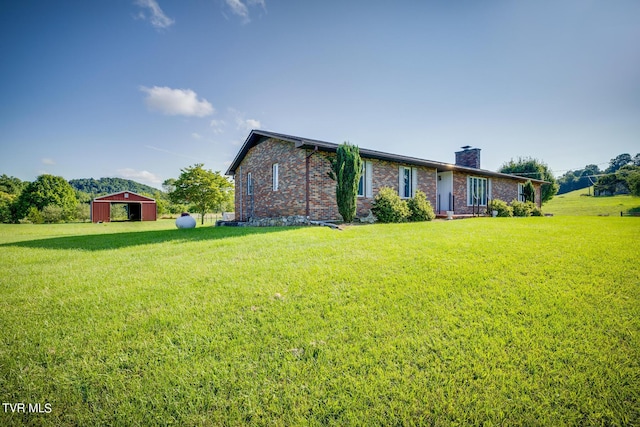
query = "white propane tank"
xmin=176 ymin=213 xmax=196 ymax=229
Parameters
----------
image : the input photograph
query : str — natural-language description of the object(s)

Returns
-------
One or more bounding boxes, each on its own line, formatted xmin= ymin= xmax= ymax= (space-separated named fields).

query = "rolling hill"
xmin=69 ymin=177 xmax=162 ymax=197
xmin=544 ymin=186 xmax=640 ymax=216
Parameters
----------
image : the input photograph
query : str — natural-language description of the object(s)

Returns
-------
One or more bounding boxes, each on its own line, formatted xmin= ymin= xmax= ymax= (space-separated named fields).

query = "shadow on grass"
xmin=0 ymin=226 xmax=289 ymax=251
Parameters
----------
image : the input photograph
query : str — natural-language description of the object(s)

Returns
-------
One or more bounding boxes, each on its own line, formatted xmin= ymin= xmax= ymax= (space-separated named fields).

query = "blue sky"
xmin=1 ymin=1 xmax=638 ymax=188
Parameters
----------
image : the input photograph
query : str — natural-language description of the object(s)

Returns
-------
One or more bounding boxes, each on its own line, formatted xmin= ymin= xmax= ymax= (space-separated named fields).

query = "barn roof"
xmin=225 ymin=130 xmax=548 ymax=184
xmin=92 ymin=191 xmax=155 ymax=202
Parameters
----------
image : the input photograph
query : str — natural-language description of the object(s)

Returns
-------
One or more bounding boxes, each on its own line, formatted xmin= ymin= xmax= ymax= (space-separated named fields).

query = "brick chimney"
xmin=455 ymin=146 xmax=481 ymax=169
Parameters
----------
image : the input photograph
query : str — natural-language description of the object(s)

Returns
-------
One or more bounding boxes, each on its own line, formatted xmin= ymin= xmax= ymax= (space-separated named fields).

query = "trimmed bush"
xmin=488 ymin=199 xmax=513 ymax=217
xmin=371 ymin=187 xmax=410 ymax=223
xmin=511 ymin=200 xmax=532 ymax=217
xmin=512 ymin=200 xmax=542 ymax=217
xmin=407 ymin=190 xmax=435 ymax=221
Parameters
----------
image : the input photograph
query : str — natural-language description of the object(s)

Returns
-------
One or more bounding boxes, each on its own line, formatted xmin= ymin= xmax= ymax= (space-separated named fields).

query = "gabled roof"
xmin=92 ymin=191 xmax=155 ymax=202
xmin=226 ymin=130 xmax=548 ymax=184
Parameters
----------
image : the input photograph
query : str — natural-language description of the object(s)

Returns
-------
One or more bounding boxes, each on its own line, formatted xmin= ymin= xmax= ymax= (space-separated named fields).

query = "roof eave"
xmin=226 ymin=130 xmax=550 ymax=185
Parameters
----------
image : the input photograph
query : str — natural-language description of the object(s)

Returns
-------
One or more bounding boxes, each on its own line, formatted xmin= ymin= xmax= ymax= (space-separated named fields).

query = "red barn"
xmin=90 ymin=191 xmax=157 ymax=223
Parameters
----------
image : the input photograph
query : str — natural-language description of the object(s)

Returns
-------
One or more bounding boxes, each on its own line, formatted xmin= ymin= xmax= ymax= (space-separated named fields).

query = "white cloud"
xmin=244 ymin=118 xmax=261 ymax=129
xmin=235 ymin=116 xmax=261 ymax=132
xmin=134 ymin=0 xmax=174 ymax=29
xmin=41 ymin=158 xmax=55 ymax=165
xmin=224 ymin=0 xmax=266 ymax=23
xmin=191 ymin=132 xmax=202 ymax=139
xmin=210 ymin=119 xmax=226 ymax=134
xmin=228 ymin=108 xmax=261 ymax=132
xmin=117 ymin=168 xmax=162 ymax=185
xmin=140 ymin=86 xmax=214 ymax=117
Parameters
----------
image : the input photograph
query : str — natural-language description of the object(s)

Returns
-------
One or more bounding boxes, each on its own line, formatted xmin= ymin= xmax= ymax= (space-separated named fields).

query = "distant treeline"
xmin=0 ymin=175 xmax=186 ymax=224
xmin=557 ymin=153 xmax=640 ymax=195
xmin=69 ymin=178 xmax=160 ymax=197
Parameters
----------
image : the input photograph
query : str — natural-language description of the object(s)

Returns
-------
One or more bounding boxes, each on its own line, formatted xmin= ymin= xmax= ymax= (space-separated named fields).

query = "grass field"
xmin=544 ymin=187 xmax=640 ymax=216
xmin=1 ymin=218 xmax=638 ymax=426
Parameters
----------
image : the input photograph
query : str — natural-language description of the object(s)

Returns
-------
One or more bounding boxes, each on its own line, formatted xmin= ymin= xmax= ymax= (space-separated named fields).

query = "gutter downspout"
xmin=238 ymin=166 xmax=243 ymax=221
xmin=305 ymin=146 xmax=318 ymax=218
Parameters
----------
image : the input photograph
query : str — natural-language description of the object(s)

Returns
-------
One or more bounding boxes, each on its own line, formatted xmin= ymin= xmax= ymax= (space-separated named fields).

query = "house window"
xmin=518 ymin=183 xmax=525 ymax=202
xmin=358 ymin=163 xmax=365 ymax=197
xmin=358 ymin=161 xmax=373 ymax=198
xmin=247 ymin=172 xmax=253 ymax=196
xmin=272 ymin=163 xmax=279 ymax=191
xmin=399 ymin=166 xmax=417 ymax=198
xmin=467 ymin=176 xmax=488 ymax=206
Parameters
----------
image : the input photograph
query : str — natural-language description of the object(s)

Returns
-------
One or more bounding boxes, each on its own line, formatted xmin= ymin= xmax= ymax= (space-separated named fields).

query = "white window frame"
xmin=399 ymin=166 xmax=417 ymax=198
xmin=272 ymin=163 xmax=279 ymax=191
xmin=247 ymin=172 xmax=253 ymax=196
xmin=467 ymin=176 xmax=488 ymax=206
xmin=357 ymin=161 xmax=373 ymax=198
xmin=517 ymin=183 xmax=525 ymax=202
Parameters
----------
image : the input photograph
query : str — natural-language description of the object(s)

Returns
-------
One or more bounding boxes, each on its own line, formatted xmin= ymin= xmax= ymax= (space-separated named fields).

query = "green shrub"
xmin=42 ymin=204 xmax=65 ymax=223
xmin=75 ymin=203 xmax=91 ymax=222
xmin=487 ymin=199 xmax=512 ymax=217
xmin=26 ymin=206 xmax=44 ymax=224
xmin=511 ymin=200 xmax=532 ymax=217
xmin=530 ymin=204 xmax=543 ymax=216
xmin=407 ymin=190 xmax=435 ymax=221
xmin=372 ymin=187 xmax=410 ymax=223
xmin=511 ymin=200 xmax=542 ymax=217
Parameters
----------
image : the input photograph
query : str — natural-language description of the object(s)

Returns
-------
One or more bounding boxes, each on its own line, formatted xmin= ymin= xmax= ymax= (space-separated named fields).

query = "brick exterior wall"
xmin=233 ymin=138 xmax=438 ymax=221
xmin=234 ymin=138 xmax=307 ymax=221
xmin=452 ymin=173 xmax=542 ymax=214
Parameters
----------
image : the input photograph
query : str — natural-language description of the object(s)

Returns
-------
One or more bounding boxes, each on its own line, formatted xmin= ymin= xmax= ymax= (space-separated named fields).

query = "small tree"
xmin=523 ymin=180 xmax=535 ymax=203
xmin=169 ymin=164 xmax=233 ymax=225
xmin=328 ymin=143 xmax=363 ymax=223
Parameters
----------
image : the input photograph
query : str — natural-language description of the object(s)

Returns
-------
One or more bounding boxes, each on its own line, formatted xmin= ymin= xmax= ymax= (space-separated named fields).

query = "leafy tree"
xmin=162 ymin=178 xmax=176 ymax=194
xmin=605 ymin=153 xmax=632 ymax=174
xmin=627 ymin=170 xmax=640 ymax=197
xmin=0 ymin=192 xmax=16 ymax=223
xmin=0 ymin=174 xmax=25 ymax=195
xmin=594 ymin=174 xmax=618 ymax=196
xmin=15 ymin=175 xmax=78 ymax=221
xmin=595 ymin=165 xmax=640 ymax=196
xmin=328 ymin=142 xmax=363 ymax=223
xmin=633 ymin=153 xmax=640 ymax=167
xmin=169 ymin=164 xmax=233 ymax=225
xmin=499 ymin=157 xmax=558 ymax=204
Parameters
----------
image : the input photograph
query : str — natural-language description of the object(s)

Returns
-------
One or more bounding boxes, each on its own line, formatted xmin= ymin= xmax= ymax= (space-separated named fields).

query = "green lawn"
xmin=544 ymin=187 xmax=640 ymax=216
xmin=1 ymin=218 xmax=638 ymax=426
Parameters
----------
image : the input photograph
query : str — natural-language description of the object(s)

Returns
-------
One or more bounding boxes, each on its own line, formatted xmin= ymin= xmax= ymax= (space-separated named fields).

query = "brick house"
xmin=226 ymin=130 xmax=545 ymax=221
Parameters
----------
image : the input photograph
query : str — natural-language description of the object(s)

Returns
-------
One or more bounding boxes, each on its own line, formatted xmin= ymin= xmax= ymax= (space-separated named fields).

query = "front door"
xmin=437 ymin=171 xmax=453 ymax=213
